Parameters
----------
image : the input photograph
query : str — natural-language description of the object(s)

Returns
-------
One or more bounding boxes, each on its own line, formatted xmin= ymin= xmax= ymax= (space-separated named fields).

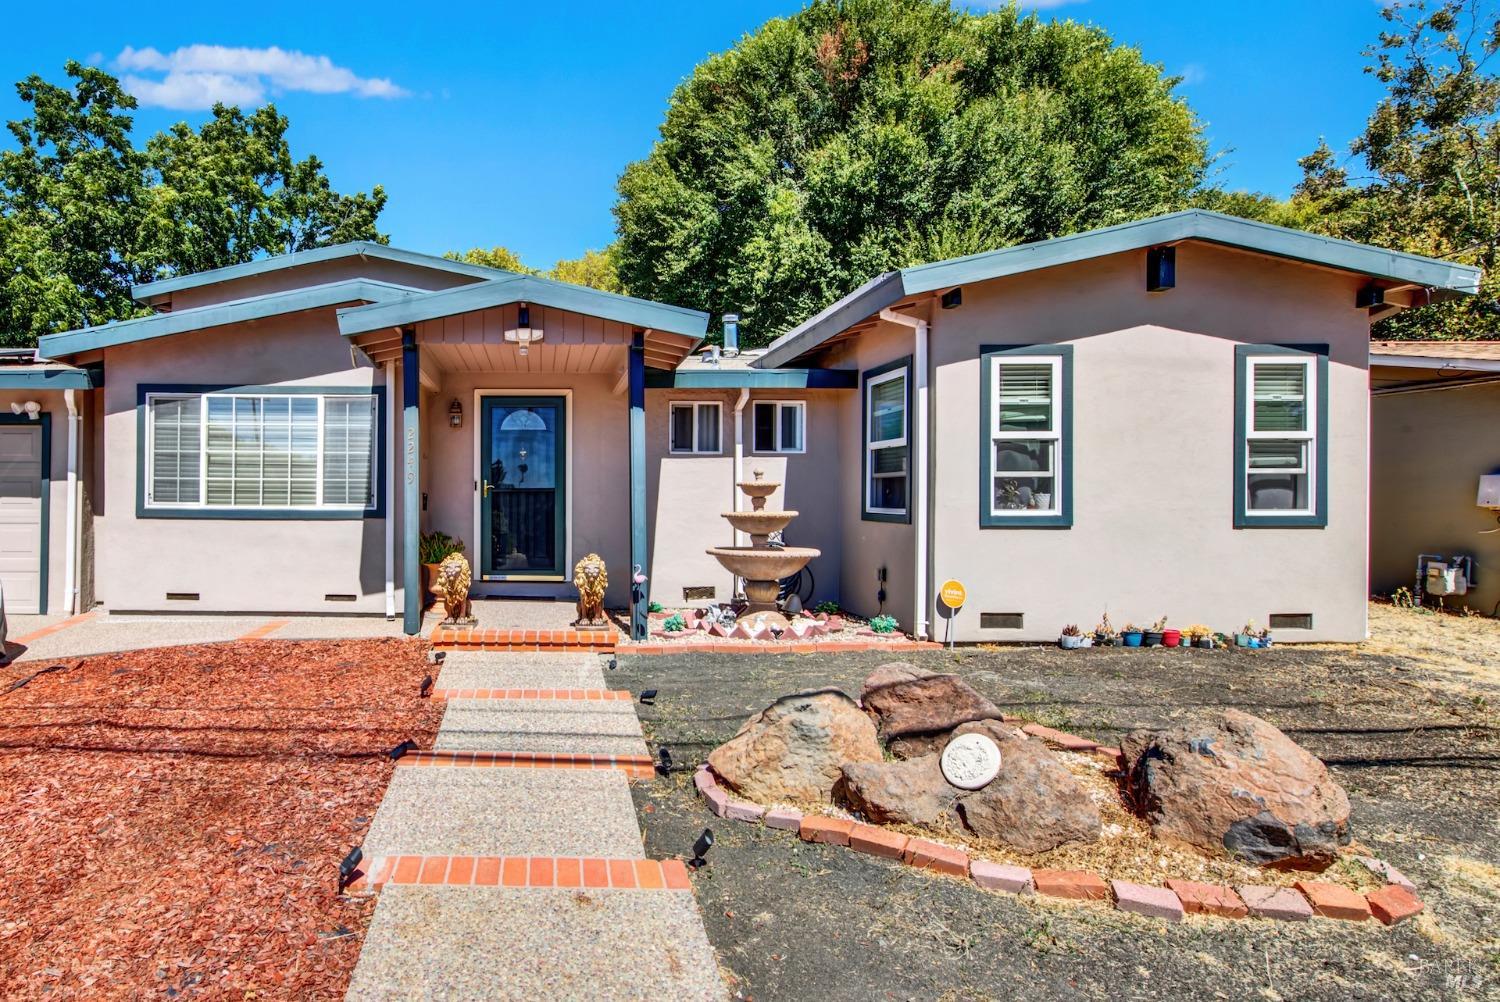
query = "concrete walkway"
xmin=346 ymin=651 xmax=725 ymax=1001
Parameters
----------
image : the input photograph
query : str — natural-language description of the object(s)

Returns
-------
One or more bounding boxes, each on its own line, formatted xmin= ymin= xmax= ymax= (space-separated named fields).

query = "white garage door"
xmin=0 ymin=426 xmax=44 ymax=614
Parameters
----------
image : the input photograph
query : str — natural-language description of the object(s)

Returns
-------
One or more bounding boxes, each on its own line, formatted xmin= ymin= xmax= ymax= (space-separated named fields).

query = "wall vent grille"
xmin=979 ymin=612 xmax=1024 ymax=630
xmin=1269 ymin=613 xmax=1313 ymax=630
xmin=165 ymin=592 xmax=199 ymax=601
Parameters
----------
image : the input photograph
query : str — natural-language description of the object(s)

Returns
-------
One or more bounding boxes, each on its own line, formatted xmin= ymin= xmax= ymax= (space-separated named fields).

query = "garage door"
xmin=0 ymin=426 xmax=44 ymax=614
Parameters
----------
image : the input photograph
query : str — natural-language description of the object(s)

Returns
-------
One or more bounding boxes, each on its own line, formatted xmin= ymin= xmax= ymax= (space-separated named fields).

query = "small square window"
xmin=752 ymin=401 xmax=806 ymax=454
xmin=669 ymin=402 xmax=722 ymax=454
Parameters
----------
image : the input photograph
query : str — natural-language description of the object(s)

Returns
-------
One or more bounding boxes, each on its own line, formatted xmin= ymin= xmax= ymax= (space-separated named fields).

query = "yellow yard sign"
xmin=938 ymin=579 xmax=966 ymax=609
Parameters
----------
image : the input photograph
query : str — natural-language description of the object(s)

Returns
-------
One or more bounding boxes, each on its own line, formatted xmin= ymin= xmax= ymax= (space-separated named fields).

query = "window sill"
xmin=981 ymin=513 xmax=1072 ymax=529
xmin=137 ymin=507 xmax=382 ymax=521
xmin=1234 ymin=513 xmax=1326 ymax=529
xmin=862 ymin=509 xmax=910 ymax=524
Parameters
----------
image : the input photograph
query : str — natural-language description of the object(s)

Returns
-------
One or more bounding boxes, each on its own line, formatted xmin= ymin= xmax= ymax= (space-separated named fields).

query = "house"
xmin=1370 ymin=341 xmax=1500 ymax=614
xmin=11 ymin=210 xmax=1477 ymax=642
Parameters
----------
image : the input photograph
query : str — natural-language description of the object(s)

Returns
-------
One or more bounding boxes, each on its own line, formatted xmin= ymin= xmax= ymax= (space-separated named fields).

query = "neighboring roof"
xmin=646 ymin=346 xmax=856 ymax=388
xmin=0 ymin=358 xmax=95 ymax=390
xmin=335 ymin=272 xmax=710 ymax=341
xmin=757 ymin=210 xmax=1485 ymax=369
xmin=39 ymin=279 xmax=421 ymax=358
xmin=131 ymin=241 xmax=506 ymax=306
xmin=1371 ymin=340 xmax=1500 ymax=372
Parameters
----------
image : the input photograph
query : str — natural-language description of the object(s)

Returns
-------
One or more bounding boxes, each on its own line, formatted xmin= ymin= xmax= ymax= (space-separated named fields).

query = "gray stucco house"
xmin=0 ymin=210 xmax=1476 ymax=642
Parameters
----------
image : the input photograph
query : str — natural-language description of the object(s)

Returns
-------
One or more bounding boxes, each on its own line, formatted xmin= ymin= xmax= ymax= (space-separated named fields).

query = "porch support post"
xmin=629 ymin=329 xmax=648 ymax=641
xmin=401 ymin=327 xmax=422 ymax=636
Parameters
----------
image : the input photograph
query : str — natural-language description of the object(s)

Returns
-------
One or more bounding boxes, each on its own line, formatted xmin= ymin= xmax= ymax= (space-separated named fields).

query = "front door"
xmin=480 ymin=396 xmax=566 ymax=580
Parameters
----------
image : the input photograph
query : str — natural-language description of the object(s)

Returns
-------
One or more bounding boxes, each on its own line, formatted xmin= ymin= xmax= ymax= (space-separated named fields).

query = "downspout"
xmin=63 ymin=389 xmax=80 ymax=614
xmin=384 ymin=360 xmax=396 ymax=620
xmin=732 ymin=387 xmax=749 ymax=546
xmin=878 ymin=306 xmax=931 ymax=640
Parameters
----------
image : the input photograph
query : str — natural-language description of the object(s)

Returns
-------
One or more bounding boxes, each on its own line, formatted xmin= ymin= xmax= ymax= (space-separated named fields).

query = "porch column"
xmin=402 ymin=327 xmax=422 ymax=635
xmin=629 ymin=330 xmax=648 ymax=641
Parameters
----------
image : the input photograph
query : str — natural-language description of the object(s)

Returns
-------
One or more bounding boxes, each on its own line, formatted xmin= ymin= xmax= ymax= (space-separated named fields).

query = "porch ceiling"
xmin=348 ymin=300 xmax=699 ymax=371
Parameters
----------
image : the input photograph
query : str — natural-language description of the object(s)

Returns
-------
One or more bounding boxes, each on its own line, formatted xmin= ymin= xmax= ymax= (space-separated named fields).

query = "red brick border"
xmin=431 ymin=627 xmax=620 ymax=653
xmin=398 ymin=749 xmax=655 ymax=779
xmin=348 ymin=855 xmax=691 ymax=894
xmin=429 ymin=688 xmax=633 ymax=702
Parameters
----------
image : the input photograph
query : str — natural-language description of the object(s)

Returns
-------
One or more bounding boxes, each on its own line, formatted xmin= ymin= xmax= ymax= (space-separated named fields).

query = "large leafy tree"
xmin=614 ymin=0 xmax=1206 ymax=345
xmin=446 ymin=244 xmax=624 ymax=292
xmin=0 ymin=62 xmax=388 ymax=346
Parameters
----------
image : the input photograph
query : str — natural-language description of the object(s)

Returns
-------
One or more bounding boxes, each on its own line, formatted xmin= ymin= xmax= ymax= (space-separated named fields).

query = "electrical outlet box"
xmin=1479 ymin=475 xmax=1500 ymax=508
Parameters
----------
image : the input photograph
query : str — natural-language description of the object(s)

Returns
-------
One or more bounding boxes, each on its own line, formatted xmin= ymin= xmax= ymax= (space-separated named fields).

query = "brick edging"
xmin=398 ymin=750 xmax=655 ymax=778
xmin=430 ymin=688 xmax=633 ymax=701
xmin=347 ymin=854 xmax=691 ymax=894
xmin=431 ymin=627 xmax=619 ymax=653
xmin=690 ymin=764 xmax=1424 ymax=927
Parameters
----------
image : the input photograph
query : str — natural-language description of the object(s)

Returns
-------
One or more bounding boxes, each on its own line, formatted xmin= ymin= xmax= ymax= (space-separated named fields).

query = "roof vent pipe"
xmin=722 ymin=313 xmax=740 ymax=356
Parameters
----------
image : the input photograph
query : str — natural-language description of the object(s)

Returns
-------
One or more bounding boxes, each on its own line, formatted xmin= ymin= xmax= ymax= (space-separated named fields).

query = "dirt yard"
xmin=0 ymin=638 xmax=439 ymax=1001
xmin=619 ymin=604 xmax=1500 ymax=1001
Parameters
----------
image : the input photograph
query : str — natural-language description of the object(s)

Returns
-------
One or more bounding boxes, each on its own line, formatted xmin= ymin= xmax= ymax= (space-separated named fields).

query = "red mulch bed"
xmin=0 ymin=638 xmax=441 ymax=1000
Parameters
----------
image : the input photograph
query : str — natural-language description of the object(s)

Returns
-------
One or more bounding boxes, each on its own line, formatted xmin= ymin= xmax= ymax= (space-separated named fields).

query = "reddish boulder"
xmin=836 ymin=754 xmax=964 ymax=830
xmin=954 ymin=723 xmax=1101 ymax=853
xmin=1121 ymin=709 xmax=1350 ymax=869
xmin=862 ymin=669 xmax=1003 ymax=740
xmin=708 ymin=689 xmax=881 ymax=803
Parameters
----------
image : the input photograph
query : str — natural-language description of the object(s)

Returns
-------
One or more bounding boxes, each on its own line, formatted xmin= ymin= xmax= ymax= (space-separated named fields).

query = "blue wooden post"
xmin=629 ymin=330 xmax=648 ymax=641
xmin=402 ymin=328 xmax=422 ymax=635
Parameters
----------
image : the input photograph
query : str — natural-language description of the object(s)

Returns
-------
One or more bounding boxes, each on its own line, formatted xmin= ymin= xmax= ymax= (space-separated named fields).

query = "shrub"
xmin=419 ymin=531 xmax=464 ymax=564
xmin=869 ymin=614 xmax=899 ymax=634
xmin=662 ymin=613 xmax=686 ymax=633
xmin=648 ymin=600 xmax=664 ymax=613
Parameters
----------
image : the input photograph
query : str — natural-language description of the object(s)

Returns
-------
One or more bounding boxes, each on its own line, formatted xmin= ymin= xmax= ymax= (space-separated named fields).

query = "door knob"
xmin=482 ymin=480 xmax=495 ymax=497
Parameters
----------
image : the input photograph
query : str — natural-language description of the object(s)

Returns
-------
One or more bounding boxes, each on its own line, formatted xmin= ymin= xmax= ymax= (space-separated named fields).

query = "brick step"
xmin=432 ymin=627 xmax=619 ymax=653
xmin=430 ymin=687 xmax=633 ymax=702
xmin=397 ymin=749 xmax=655 ymax=778
xmin=350 ymin=854 xmax=691 ymax=894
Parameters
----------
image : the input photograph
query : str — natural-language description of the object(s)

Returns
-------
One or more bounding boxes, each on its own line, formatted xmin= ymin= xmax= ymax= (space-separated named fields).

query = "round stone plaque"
xmin=940 ymin=733 xmax=1002 ymax=790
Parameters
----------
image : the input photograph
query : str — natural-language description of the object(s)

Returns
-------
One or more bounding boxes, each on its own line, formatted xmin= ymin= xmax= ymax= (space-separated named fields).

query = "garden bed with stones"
xmin=618 ymin=608 xmax=932 ymax=652
xmin=0 ymin=638 xmax=440 ymax=1001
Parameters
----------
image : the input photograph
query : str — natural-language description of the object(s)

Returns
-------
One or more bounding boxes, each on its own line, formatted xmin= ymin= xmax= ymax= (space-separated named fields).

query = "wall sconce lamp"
xmin=448 ymin=398 xmax=463 ymax=428
xmin=504 ymin=302 xmax=544 ymax=356
xmin=9 ymin=401 xmax=40 ymax=421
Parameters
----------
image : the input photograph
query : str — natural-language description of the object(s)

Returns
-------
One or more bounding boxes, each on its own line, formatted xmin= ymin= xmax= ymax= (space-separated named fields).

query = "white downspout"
xmin=731 ymin=387 xmax=750 ymax=598
xmin=63 ymin=389 xmax=80 ymax=614
xmin=384 ymin=363 xmax=397 ymax=620
xmin=878 ymin=307 xmax=931 ymax=640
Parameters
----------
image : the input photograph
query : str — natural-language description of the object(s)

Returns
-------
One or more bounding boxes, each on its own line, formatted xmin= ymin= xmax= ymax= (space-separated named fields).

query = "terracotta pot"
xmin=423 ymin=563 xmax=443 ymax=608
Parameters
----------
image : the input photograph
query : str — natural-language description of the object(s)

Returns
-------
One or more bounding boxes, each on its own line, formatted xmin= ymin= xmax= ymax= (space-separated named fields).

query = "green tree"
xmin=446 ymin=245 xmax=533 ymax=274
xmin=613 ymin=0 xmax=1207 ymax=346
xmin=446 ymin=243 xmax=624 ymax=292
xmin=0 ymin=62 xmax=388 ymax=346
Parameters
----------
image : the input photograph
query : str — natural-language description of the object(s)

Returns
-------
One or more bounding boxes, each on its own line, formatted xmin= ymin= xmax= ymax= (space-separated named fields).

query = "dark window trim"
xmin=0 ymin=413 xmax=51 ymax=613
xmin=861 ymin=355 xmax=912 ymax=524
xmin=1233 ymin=344 xmax=1329 ymax=528
xmin=134 ymin=382 xmax=387 ymax=520
xmin=979 ymin=344 xmax=1073 ymax=528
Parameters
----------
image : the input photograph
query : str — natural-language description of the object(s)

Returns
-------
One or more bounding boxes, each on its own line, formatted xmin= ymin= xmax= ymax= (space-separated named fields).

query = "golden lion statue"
xmin=573 ymin=553 xmax=608 ymax=628
xmin=435 ymin=552 xmax=474 ymax=625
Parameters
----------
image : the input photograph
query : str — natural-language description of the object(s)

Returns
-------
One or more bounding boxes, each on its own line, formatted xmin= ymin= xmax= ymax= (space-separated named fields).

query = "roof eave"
xmin=753 ymin=272 xmax=907 ymax=370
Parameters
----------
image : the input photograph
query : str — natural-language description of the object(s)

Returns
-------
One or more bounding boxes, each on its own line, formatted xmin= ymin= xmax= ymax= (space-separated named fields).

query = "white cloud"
xmin=114 ymin=44 xmax=408 ymax=110
xmin=1178 ymin=62 xmax=1208 ymax=86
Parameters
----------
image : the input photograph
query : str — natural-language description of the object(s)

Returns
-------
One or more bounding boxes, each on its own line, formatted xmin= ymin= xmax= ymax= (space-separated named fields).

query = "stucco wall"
xmin=164 ymin=257 xmax=487 ymax=311
xmin=1371 ymin=378 xmax=1500 ymax=613
xmin=922 ymin=242 xmax=1371 ymax=642
xmin=0 ymin=391 xmax=80 ymax=614
xmin=645 ymin=389 xmax=843 ymax=610
xmin=95 ymin=311 xmax=397 ymax=614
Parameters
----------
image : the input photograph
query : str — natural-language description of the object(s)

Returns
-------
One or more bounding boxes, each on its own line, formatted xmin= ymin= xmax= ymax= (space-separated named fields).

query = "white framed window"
xmin=669 ymin=401 xmax=721 ymax=454
xmin=752 ymin=400 xmax=805 ymax=454
xmin=864 ymin=364 xmax=908 ymax=518
xmin=989 ymin=356 xmax=1061 ymax=517
xmin=1244 ymin=356 xmax=1316 ymax=515
xmin=146 ymin=391 xmax=378 ymax=512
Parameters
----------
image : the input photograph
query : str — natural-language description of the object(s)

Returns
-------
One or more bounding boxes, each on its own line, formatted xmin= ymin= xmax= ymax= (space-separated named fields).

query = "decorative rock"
xmin=1033 ymin=869 xmax=1110 ymax=901
xmin=970 ymin=860 xmax=1033 ymax=894
xmin=708 ymin=689 xmax=882 ymax=803
xmin=1121 ymin=709 xmax=1351 ymax=869
xmin=859 ymin=662 xmax=935 ymax=698
xmin=849 ymin=824 xmax=909 ymax=860
xmin=862 ymin=670 xmax=1004 ymax=739
xmin=731 ymin=621 xmax=763 ymax=641
xmin=1164 ymin=878 xmax=1248 ymax=918
xmin=940 ymin=733 xmax=1003 ymax=790
xmin=799 ymin=815 xmax=855 ymax=846
xmin=1354 ymin=855 xmax=1415 ymax=891
xmin=902 ymin=838 xmax=969 ymax=877
xmin=1110 ymin=880 xmax=1185 ymax=923
xmin=708 ymin=622 xmax=732 ymax=639
xmin=836 ymin=754 xmax=964 ymax=829
xmin=1367 ymin=884 xmax=1424 ymax=925
xmin=1294 ymin=880 xmax=1371 ymax=921
xmin=1237 ymin=884 xmax=1313 ymax=921
xmin=954 ymin=723 xmax=1101 ymax=853
xmin=764 ymin=806 xmax=803 ymax=831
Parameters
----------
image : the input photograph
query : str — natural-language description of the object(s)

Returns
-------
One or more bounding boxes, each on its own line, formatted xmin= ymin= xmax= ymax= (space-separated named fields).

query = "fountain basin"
xmin=722 ymin=510 xmax=799 ymax=544
xmin=705 ymin=546 xmax=820 ymax=583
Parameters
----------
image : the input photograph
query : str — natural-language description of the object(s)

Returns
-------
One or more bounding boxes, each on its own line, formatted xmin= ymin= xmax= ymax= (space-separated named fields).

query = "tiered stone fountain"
xmin=707 ymin=469 xmax=820 ymax=632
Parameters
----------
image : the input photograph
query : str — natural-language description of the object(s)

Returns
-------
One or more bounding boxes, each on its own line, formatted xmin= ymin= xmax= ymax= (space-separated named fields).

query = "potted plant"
xmin=1121 ymin=622 xmax=1144 ymax=647
xmin=1094 ymin=613 xmax=1118 ymax=647
xmin=1059 ymin=623 xmax=1086 ymax=650
xmin=419 ymin=532 xmax=465 ymax=607
xmin=1162 ymin=626 xmax=1183 ymax=648
xmin=1235 ymin=621 xmax=1257 ymax=648
xmin=1183 ymin=624 xmax=1213 ymax=649
xmin=1144 ymin=616 xmax=1167 ymax=647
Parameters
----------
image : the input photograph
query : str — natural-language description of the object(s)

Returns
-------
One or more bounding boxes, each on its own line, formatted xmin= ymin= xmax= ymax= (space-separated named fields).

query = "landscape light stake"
xmin=387 ymin=740 xmax=417 ymax=761
xmin=607 ymin=657 xmax=618 ymax=671
xmin=689 ymin=828 xmax=714 ymax=870
xmin=639 ymin=689 xmax=657 ymax=705
xmin=338 ymin=846 xmax=363 ymax=893
xmin=419 ymin=675 xmax=434 ymax=698
xmin=656 ymin=747 xmax=673 ymax=775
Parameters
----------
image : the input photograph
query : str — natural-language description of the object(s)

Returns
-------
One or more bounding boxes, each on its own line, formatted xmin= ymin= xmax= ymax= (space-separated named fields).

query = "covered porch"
xmin=335 ymin=275 xmax=708 ymax=638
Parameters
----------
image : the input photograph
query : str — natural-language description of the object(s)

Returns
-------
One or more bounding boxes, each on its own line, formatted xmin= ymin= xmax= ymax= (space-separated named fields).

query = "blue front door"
xmin=479 ymin=396 xmax=566 ymax=579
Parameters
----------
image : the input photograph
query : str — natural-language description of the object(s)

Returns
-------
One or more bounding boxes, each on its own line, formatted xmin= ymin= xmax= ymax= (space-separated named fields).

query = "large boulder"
xmin=1120 ymin=709 xmax=1351 ymax=869
xmin=861 ymin=666 xmax=1003 ymax=740
xmin=952 ymin=721 xmax=1102 ymax=853
xmin=836 ymin=754 xmax=964 ymax=830
xmin=708 ymin=689 xmax=882 ymax=803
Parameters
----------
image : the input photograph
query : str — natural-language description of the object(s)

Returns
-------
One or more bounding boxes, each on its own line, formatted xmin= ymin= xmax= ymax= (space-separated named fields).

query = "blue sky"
xmin=1 ymin=0 xmax=1392 ymax=267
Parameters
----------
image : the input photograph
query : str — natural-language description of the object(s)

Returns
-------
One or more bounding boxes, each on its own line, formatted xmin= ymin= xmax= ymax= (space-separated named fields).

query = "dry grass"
xmin=1363 ymin=602 xmax=1500 ymax=695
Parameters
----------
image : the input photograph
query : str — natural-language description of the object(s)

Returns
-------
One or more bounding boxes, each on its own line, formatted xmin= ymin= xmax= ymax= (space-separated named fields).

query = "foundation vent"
xmin=683 ymin=586 xmax=716 ymax=602
xmin=979 ymin=612 xmax=1024 ymax=630
xmin=1269 ymin=613 xmax=1313 ymax=630
xmin=165 ymin=592 xmax=199 ymax=601
xmin=325 ymin=593 xmax=358 ymax=603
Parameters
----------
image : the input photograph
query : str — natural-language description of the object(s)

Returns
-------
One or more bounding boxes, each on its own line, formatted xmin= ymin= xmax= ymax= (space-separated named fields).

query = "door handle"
xmin=482 ymin=480 xmax=495 ymax=497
